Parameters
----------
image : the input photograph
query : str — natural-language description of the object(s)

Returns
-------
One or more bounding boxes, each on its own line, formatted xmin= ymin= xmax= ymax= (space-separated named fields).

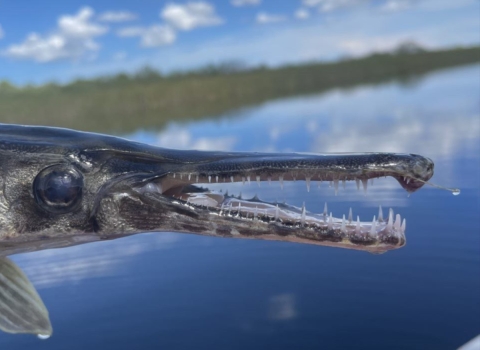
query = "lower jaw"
xmin=172 ymin=190 xmax=406 ymax=251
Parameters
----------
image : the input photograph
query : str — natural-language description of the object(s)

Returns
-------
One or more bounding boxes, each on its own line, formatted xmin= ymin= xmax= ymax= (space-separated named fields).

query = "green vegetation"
xmin=1 ymin=46 xmax=479 ymax=133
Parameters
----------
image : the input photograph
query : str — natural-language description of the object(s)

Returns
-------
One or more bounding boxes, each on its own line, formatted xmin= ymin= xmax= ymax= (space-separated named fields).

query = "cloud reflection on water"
xmin=267 ymin=294 xmax=297 ymax=321
xmin=12 ymin=233 xmax=180 ymax=289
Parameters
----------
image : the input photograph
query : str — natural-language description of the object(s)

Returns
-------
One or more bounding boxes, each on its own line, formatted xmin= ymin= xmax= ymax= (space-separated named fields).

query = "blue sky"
xmin=0 ymin=0 xmax=478 ymax=85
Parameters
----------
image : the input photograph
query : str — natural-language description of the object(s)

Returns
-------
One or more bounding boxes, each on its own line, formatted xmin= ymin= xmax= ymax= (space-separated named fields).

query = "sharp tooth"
xmin=267 ymin=176 xmax=272 ymax=185
xmin=406 ymin=178 xmax=411 ymax=185
xmin=323 ymin=202 xmax=328 ymax=216
xmin=328 ymin=213 xmax=333 ymax=229
xmin=275 ymin=205 xmax=279 ymax=221
xmin=216 ymin=175 xmax=219 ymax=183
xmin=361 ymin=178 xmax=368 ymax=194
xmin=188 ymin=174 xmax=191 ymax=181
xmin=256 ymin=175 xmax=261 ymax=187
xmin=242 ymin=177 xmax=246 ymax=185
xmin=173 ymin=173 xmax=176 ymax=178
xmin=301 ymin=203 xmax=306 ymax=226
xmin=394 ymin=214 xmax=401 ymax=230
xmin=230 ymin=176 xmax=234 ymax=183
xmin=378 ymin=206 xmax=384 ymax=222
xmin=306 ymin=177 xmax=311 ymax=192
xmin=348 ymin=208 xmax=353 ymax=224
xmin=279 ymin=176 xmax=284 ymax=190
xmin=341 ymin=215 xmax=346 ymax=233
xmin=254 ymin=206 xmax=258 ymax=220
xmin=220 ymin=203 xmax=224 ymax=213
xmin=208 ymin=175 xmax=212 ymax=183
xmin=387 ymin=208 xmax=394 ymax=231
xmin=196 ymin=175 xmax=199 ymax=183
xmin=237 ymin=202 xmax=242 ymax=217
xmin=356 ymin=216 xmax=360 ymax=234
xmin=401 ymin=218 xmax=406 ymax=232
xmin=180 ymin=173 xmax=183 ymax=179
xmin=355 ymin=178 xmax=360 ymax=191
xmin=247 ymin=175 xmax=251 ymax=185
xmin=334 ymin=179 xmax=339 ymax=195
xmin=370 ymin=216 xmax=376 ymax=236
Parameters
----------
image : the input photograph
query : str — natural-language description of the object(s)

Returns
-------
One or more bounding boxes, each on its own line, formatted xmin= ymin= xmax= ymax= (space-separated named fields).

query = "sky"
xmin=0 ymin=0 xmax=478 ymax=85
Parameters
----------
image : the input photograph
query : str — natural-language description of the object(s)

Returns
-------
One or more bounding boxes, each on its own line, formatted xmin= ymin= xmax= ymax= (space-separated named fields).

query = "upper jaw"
xmin=151 ymin=151 xmax=434 ymax=194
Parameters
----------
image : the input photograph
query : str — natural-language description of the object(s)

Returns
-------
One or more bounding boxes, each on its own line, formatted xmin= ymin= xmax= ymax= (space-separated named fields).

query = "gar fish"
xmin=0 ymin=124 xmax=440 ymax=255
xmin=0 ymin=123 xmax=456 ymax=337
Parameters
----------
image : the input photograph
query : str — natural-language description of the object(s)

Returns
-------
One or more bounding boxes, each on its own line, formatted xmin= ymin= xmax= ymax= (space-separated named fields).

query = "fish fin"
xmin=0 ymin=257 xmax=52 ymax=337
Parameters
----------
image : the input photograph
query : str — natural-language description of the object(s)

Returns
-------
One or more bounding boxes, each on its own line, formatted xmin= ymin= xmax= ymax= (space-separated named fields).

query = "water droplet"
xmin=37 ymin=334 xmax=51 ymax=340
xmin=452 ymin=189 xmax=460 ymax=196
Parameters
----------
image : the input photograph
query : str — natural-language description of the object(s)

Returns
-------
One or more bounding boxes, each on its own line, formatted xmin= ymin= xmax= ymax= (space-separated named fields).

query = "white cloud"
xmin=117 ymin=26 xmax=144 ymax=37
xmin=295 ymin=8 xmax=310 ymax=19
xmin=58 ymin=7 xmax=107 ymax=37
xmin=256 ymin=12 xmax=287 ymax=24
xmin=416 ymin=0 xmax=477 ymax=11
xmin=304 ymin=0 xmax=476 ymax=13
xmin=231 ymin=0 xmax=261 ymax=6
xmin=141 ymin=26 xmax=176 ymax=47
xmin=0 ymin=24 xmax=4 ymax=39
xmin=302 ymin=0 xmax=322 ymax=6
xmin=98 ymin=11 xmax=138 ymax=22
xmin=268 ymin=294 xmax=297 ymax=321
xmin=161 ymin=2 xmax=223 ymax=31
xmin=14 ymin=233 xmax=181 ymax=289
xmin=2 ymin=7 xmax=107 ymax=62
xmin=117 ymin=25 xmax=176 ymax=47
xmin=303 ymin=0 xmax=366 ymax=12
xmin=380 ymin=0 xmax=412 ymax=12
xmin=338 ymin=36 xmax=424 ymax=56
xmin=154 ymin=127 xmax=237 ymax=151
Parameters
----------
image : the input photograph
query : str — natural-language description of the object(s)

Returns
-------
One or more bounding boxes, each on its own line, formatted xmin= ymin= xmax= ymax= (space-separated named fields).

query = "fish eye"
xmin=33 ymin=164 xmax=84 ymax=214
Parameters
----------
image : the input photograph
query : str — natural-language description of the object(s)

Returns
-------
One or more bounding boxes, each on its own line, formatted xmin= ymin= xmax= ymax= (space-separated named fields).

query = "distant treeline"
xmin=0 ymin=45 xmax=479 ymax=133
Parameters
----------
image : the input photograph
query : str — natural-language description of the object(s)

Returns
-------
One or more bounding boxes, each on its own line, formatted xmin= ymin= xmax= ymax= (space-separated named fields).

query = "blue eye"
xmin=34 ymin=165 xmax=84 ymax=214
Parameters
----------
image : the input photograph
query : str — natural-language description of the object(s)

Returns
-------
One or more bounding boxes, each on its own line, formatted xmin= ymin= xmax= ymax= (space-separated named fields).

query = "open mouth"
xmin=162 ymin=174 xmax=404 ymax=249
xmin=126 ymin=152 xmax=438 ymax=254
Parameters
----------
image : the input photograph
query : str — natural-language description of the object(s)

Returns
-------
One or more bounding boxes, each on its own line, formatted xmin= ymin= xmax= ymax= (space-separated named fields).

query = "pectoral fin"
xmin=0 ymin=257 xmax=52 ymax=337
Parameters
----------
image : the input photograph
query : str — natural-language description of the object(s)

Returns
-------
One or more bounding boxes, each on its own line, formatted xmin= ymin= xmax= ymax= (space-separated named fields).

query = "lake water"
xmin=1 ymin=64 xmax=479 ymax=349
